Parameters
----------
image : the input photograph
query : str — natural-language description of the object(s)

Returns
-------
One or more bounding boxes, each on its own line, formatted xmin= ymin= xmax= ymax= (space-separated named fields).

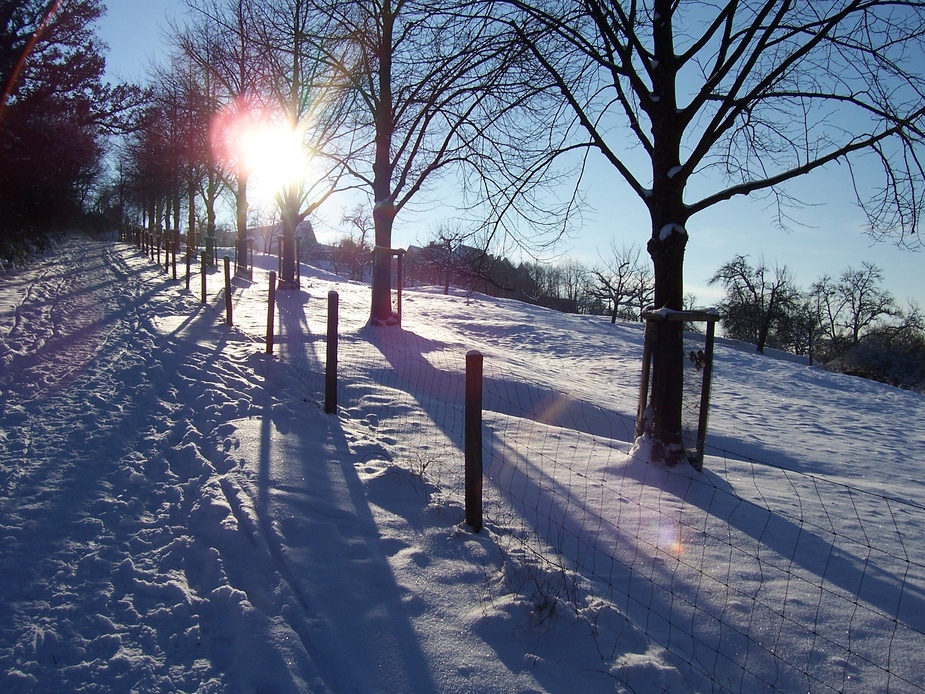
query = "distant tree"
xmin=331 ymin=206 xmax=373 ymax=281
xmin=501 ymin=0 xmax=925 ymax=464
xmin=120 ymin=102 xmax=178 ymax=237
xmin=590 ymin=242 xmax=652 ymax=323
xmin=304 ymin=0 xmax=551 ymax=325
xmin=340 ymin=205 xmax=373 ymax=249
xmin=710 ymin=255 xmax=800 ymax=354
xmin=782 ymin=298 xmax=825 ymax=364
xmin=413 ymin=223 xmax=477 ymax=295
xmin=248 ymin=0 xmax=352 ymax=288
xmin=826 ymin=302 xmax=925 ymax=390
xmin=155 ymin=52 xmax=226 ymax=251
xmin=810 ymin=263 xmax=899 ymax=354
xmin=179 ymin=0 xmax=271 ymax=262
xmin=835 ymin=264 xmax=899 ymax=346
xmin=557 ymin=259 xmax=589 ymax=310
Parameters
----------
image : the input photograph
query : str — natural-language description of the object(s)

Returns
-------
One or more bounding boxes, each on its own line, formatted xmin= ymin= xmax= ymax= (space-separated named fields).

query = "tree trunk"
xmin=369 ymin=0 xmax=397 ymax=326
xmin=234 ymin=171 xmax=248 ymax=266
xmin=642 ymin=0 xmax=690 ymax=466
xmin=187 ymin=179 xmax=197 ymax=249
xmin=370 ymin=201 xmax=396 ymax=323
xmin=756 ymin=285 xmax=781 ymax=353
xmin=646 ymin=227 xmax=688 ymax=466
xmin=279 ymin=185 xmax=300 ymax=289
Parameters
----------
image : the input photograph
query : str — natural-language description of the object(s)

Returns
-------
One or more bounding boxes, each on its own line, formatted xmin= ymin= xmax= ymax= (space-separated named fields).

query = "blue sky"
xmin=96 ymin=1 xmax=925 ymax=309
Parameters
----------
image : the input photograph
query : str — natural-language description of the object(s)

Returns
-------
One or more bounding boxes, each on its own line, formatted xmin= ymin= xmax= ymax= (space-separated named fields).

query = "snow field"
xmin=1 ymin=236 xmax=924 ymax=692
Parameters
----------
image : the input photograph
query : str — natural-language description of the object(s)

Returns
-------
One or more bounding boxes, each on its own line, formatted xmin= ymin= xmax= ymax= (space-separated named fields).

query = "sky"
xmin=95 ymin=1 xmax=925 ymax=309
xmin=2 ymin=236 xmax=924 ymax=691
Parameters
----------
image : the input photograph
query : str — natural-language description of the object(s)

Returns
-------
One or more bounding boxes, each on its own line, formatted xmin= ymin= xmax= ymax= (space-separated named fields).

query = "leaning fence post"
xmin=185 ymin=246 xmax=192 ymax=291
xmin=266 ymin=271 xmax=277 ymax=354
xmin=465 ymin=350 xmax=484 ymax=532
xmin=325 ymin=291 xmax=339 ymax=414
xmin=223 ymin=256 xmax=233 ymax=326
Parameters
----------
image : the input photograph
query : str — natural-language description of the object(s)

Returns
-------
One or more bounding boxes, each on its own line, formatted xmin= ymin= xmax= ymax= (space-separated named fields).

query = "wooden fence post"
xmin=465 ymin=350 xmax=484 ymax=532
xmin=266 ymin=271 xmax=276 ymax=354
xmin=200 ymin=252 xmax=207 ymax=304
xmin=325 ymin=291 xmax=339 ymax=414
xmin=223 ymin=256 xmax=233 ymax=326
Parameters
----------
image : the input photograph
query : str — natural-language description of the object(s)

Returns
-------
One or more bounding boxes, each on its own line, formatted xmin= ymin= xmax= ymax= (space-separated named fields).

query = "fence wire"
xmin=186 ymin=249 xmax=925 ymax=693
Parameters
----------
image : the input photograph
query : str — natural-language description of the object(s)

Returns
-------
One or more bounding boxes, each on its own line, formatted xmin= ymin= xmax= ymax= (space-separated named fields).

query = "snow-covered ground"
xmin=1 ymin=236 xmax=923 ymax=692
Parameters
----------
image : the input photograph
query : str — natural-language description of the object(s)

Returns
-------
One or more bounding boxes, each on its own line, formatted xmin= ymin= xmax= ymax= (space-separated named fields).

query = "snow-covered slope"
xmin=1 ymin=237 xmax=923 ymax=692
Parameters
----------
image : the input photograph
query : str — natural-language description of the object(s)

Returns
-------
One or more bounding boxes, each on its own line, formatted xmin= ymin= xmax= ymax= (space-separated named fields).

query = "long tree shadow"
xmin=647 ymin=459 xmax=925 ymax=627
xmin=361 ymin=324 xmax=925 ymax=691
xmin=361 ymin=325 xmax=729 ymax=689
xmin=273 ymin=287 xmax=325 ymax=394
xmin=221 ymin=288 xmax=439 ymax=690
xmin=242 ymin=376 xmax=438 ymax=692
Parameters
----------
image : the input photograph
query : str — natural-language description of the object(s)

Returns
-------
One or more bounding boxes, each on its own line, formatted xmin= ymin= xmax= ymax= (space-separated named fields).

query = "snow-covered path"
xmin=1 ymin=239 xmax=322 ymax=690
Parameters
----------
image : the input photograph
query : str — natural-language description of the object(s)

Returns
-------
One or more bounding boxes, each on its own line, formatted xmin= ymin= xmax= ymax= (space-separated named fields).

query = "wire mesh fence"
xmin=156 ymin=245 xmax=925 ymax=692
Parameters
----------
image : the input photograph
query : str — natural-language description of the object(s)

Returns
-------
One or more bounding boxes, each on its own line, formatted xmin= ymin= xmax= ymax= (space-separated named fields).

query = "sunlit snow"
xmin=1 ymin=236 xmax=923 ymax=692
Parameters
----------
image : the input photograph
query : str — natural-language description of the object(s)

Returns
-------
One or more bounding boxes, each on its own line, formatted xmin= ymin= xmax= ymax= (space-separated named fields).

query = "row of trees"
xmin=6 ymin=1 xmax=925 ymax=464
xmin=710 ymin=256 xmax=925 ymax=391
xmin=400 ymin=236 xmax=657 ymax=320
xmin=321 ymin=225 xmax=924 ymax=391
xmin=110 ymin=0 xmax=565 ymax=295
xmin=317 ymin=214 xmax=658 ymax=317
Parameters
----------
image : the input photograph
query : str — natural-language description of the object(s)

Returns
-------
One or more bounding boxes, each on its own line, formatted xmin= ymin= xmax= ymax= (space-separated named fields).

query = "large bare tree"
xmin=251 ymin=0 xmax=352 ymax=288
xmin=179 ymin=0 xmax=271 ymax=264
xmin=501 ymin=0 xmax=925 ymax=464
xmin=307 ymin=0 xmax=555 ymax=324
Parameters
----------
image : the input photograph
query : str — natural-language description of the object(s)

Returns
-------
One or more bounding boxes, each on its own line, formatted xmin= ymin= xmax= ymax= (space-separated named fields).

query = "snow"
xmin=2 ymin=236 xmax=924 ymax=692
xmin=659 ymin=223 xmax=688 ymax=240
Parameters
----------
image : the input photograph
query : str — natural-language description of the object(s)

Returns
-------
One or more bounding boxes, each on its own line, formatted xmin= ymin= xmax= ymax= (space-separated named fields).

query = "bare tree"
xmin=810 ymin=262 xmax=899 ymax=350
xmin=245 ymin=0 xmax=353 ymax=288
xmin=179 ymin=0 xmax=271 ymax=264
xmin=500 ymin=1 xmax=925 ymax=464
xmin=709 ymin=255 xmax=800 ymax=353
xmin=591 ymin=242 xmax=651 ymax=323
xmin=303 ymin=0 xmax=556 ymax=324
xmin=341 ymin=204 xmax=373 ymax=249
xmin=331 ymin=205 xmax=374 ymax=281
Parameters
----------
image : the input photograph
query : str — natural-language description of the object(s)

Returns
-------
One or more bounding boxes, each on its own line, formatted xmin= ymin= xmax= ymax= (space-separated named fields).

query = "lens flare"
xmin=210 ymin=98 xmax=311 ymax=209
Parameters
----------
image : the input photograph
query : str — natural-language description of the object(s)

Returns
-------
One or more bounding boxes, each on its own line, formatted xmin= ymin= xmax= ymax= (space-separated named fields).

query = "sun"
xmin=240 ymin=121 xmax=308 ymax=198
xmin=210 ymin=100 xmax=313 ymax=210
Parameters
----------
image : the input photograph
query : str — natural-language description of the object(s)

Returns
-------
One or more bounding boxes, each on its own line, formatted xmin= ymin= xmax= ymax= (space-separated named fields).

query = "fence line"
xmin=140 ymin=244 xmax=925 ymax=692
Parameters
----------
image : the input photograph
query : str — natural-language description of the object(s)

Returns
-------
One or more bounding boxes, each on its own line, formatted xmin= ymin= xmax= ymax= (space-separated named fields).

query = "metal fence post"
xmin=465 ymin=350 xmax=484 ymax=532
xmin=325 ymin=291 xmax=339 ymax=414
